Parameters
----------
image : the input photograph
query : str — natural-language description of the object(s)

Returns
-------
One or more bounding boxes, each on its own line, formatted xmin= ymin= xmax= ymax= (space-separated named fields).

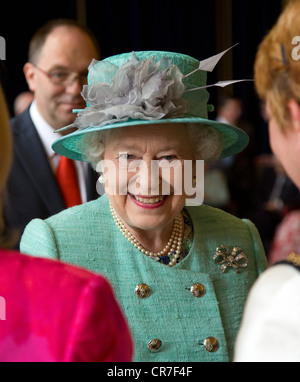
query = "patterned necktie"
xmin=56 ymin=156 xmax=82 ymax=208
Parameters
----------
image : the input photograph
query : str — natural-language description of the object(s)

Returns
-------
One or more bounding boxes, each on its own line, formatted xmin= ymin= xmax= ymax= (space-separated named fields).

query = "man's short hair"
xmin=28 ymin=18 xmax=100 ymax=64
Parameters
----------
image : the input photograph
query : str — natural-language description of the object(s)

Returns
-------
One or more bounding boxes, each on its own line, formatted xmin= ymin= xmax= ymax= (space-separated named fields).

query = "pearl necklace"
xmin=110 ymin=204 xmax=184 ymax=267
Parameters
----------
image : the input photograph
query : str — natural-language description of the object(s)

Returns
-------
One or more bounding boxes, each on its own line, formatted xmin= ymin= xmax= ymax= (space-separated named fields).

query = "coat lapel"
xmin=86 ymin=166 xmax=100 ymax=201
xmin=13 ymin=111 xmax=65 ymax=215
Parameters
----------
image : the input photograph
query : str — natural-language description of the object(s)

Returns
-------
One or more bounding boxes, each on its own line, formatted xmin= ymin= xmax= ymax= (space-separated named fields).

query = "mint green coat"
xmin=20 ymin=195 xmax=267 ymax=362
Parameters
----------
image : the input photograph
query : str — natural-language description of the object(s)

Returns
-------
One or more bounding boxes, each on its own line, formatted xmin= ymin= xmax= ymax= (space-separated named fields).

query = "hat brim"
xmin=52 ymin=117 xmax=249 ymax=162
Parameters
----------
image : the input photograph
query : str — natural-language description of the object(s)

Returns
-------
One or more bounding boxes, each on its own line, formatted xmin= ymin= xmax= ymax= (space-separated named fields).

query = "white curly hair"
xmin=78 ymin=123 xmax=223 ymax=171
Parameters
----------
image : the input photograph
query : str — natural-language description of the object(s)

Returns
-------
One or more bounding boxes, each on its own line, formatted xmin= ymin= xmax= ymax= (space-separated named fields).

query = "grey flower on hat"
xmin=73 ymin=52 xmax=189 ymax=129
xmin=54 ymin=48 xmax=251 ymax=164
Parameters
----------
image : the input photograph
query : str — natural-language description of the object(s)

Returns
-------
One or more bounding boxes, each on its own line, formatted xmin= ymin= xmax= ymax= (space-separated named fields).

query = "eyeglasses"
xmin=34 ymin=66 xmax=88 ymax=86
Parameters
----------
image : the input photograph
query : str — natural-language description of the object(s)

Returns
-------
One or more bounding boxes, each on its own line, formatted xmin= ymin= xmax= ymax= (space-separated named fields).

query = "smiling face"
xmin=103 ymin=123 xmax=194 ymax=235
xmin=24 ymin=26 xmax=99 ymax=131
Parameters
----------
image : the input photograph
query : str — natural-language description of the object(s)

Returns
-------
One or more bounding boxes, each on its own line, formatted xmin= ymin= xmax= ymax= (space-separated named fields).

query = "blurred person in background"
xmin=214 ymin=95 xmax=257 ymax=216
xmin=3 ymin=19 xmax=101 ymax=246
xmin=13 ymin=91 xmax=34 ymax=115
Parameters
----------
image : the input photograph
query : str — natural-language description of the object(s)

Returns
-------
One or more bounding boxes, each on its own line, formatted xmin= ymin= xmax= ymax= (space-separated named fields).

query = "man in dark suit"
xmin=4 ymin=19 xmax=101 ymax=245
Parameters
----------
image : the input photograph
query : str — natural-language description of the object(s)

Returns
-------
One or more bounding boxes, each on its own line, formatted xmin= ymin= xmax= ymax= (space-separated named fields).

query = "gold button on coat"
xmin=190 ymin=283 xmax=206 ymax=297
xmin=148 ymin=339 xmax=162 ymax=352
xmin=135 ymin=283 xmax=151 ymax=298
xmin=203 ymin=337 xmax=219 ymax=352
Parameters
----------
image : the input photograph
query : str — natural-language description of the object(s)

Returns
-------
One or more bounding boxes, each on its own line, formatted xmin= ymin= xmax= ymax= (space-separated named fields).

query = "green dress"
xmin=20 ymin=194 xmax=267 ymax=362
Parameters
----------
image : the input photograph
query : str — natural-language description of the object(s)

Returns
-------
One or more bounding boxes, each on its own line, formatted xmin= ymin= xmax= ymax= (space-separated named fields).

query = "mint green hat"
xmin=52 ymin=50 xmax=249 ymax=161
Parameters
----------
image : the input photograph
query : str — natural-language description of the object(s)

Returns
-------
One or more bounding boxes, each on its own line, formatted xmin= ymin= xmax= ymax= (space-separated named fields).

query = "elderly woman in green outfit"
xmin=20 ymin=50 xmax=267 ymax=362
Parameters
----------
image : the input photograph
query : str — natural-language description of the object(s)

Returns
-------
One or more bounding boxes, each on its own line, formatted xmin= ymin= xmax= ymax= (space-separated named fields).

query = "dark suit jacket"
xmin=3 ymin=108 xmax=99 ymax=246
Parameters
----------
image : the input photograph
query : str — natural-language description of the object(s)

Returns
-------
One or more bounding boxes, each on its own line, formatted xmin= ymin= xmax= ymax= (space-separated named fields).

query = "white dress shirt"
xmin=29 ymin=101 xmax=88 ymax=203
xmin=234 ymin=264 xmax=300 ymax=362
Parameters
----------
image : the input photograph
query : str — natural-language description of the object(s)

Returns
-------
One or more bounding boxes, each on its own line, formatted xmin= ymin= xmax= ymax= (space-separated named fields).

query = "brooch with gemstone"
xmin=213 ymin=245 xmax=248 ymax=273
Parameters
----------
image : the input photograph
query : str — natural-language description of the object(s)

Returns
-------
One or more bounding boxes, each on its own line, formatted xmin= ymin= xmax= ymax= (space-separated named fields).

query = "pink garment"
xmin=268 ymin=210 xmax=300 ymax=265
xmin=0 ymin=249 xmax=133 ymax=362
